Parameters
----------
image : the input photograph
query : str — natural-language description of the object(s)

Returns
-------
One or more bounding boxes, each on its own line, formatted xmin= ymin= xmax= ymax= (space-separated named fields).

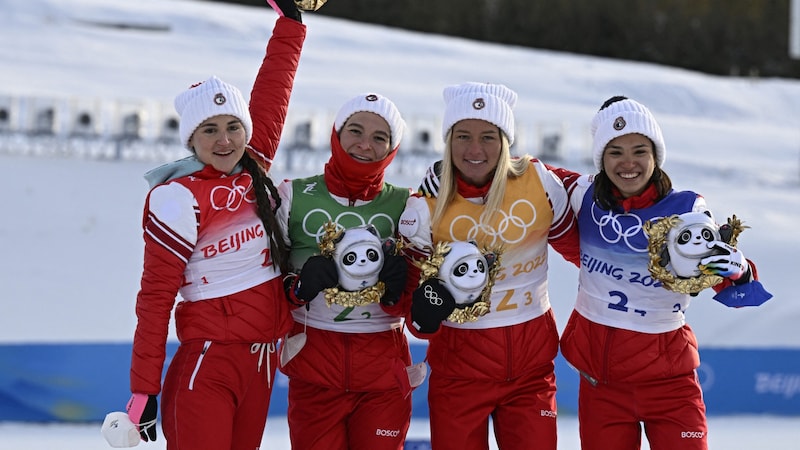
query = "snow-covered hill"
xmin=2 ymin=0 xmax=798 ymax=348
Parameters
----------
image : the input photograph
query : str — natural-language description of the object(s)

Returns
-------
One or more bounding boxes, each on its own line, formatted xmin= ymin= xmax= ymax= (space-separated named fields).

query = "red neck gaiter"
xmin=614 ymin=182 xmax=659 ymax=212
xmin=455 ymin=172 xmax=492 ymax=199
xmin=324 ymin=126 xmax=397 ymax=203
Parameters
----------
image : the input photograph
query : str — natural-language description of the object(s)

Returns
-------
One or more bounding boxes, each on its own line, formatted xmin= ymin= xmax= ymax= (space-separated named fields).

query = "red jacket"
xmin=130 ymin=17 xmax=306 ymax=395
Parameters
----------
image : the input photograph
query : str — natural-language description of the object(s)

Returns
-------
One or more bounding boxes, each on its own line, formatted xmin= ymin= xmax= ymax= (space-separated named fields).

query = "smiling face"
xmin=449 ymin=119 xmax=502 ymax=187
xmin=189 ymin=114 xmax=246 ymax=174
xmin=602 ymin=133 xmax=656 ymax=198
xmin=338 ymin=111 xmax=393 ymax=163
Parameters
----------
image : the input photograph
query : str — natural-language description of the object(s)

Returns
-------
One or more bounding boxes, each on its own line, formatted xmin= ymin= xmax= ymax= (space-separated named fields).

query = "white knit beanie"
xmin=441 ymin=82 xmax=517 ymax=145
xmin=174 ymin=76 xmax=252 ymax=150
xmin=590 ymin=97 xmax=666 ymax=171
xmin=333 ymin=93 xmax=406 ymax=150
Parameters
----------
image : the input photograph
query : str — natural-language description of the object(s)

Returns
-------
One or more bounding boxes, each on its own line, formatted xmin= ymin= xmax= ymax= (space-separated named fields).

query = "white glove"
xmin=701 ymin=241 xmax=749 ymax=281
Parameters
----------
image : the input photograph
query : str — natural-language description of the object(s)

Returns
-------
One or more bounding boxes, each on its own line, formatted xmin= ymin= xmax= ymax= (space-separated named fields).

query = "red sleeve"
xmin=545 ymin=163 xmax=582 ymax=191
xmin=543 ymin=162 xmax=581 ymax=267
xmin=248 ymin=17 xmax=307 ymax=171
xmin=549 ymin=219 xmax=581 ymax=267
xmin=130 ymin=209 xmax=188 ymax=395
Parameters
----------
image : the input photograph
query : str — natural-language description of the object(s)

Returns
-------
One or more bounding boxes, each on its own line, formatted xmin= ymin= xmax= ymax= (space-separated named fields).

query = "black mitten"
xmin=411 ymin=279 xmax=456 ymax=334
xmin=295 ymin=255 xmax=338 ymax=302
xmin=378 ymin=241 xmax=407 ymax=306
xmin=266 ymin=0 xmax=302 ymax=22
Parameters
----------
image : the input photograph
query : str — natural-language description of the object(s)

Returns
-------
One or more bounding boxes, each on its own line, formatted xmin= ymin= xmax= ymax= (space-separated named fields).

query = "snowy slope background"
xmin=1 ymin=0 xmax=800 ymax=448
xmin=1 ymin=0 xmax=797 ymax=348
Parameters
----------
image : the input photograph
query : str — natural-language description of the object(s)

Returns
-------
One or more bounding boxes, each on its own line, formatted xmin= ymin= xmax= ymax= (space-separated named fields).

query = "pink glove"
xmin=701 ymin=241 xmax=749 ymax=280
xmin=126 ymin=393 xmax=158 ymax=442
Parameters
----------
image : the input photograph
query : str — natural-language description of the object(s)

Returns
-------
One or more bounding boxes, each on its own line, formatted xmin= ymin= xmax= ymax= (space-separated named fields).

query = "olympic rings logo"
xmin=449 ymin=199 xmax=537 ymax=246
xmin=423 ymin=284 xmax=443 ymax=306
xmin=590 ymin=204 xmax=648 ymax=252
xmin=210 ymin=173 xmax=256 ymax=211
xmin=301 ymin=208 xmax=396 ymax=242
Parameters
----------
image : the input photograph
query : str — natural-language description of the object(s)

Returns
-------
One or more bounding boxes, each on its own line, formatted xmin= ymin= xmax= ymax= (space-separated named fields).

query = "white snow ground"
xmin=2 ymin=415 xmax=800 ymax=450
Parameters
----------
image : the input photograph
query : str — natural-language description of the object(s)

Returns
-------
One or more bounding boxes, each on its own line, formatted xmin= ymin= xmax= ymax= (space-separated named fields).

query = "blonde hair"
xmin=431 ymin=130 xmax=531 ymax=227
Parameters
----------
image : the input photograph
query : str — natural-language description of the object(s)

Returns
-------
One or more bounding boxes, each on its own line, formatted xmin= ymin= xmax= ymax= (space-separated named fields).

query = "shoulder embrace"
xmin=398 ymin=197 xmax=431 ymax=248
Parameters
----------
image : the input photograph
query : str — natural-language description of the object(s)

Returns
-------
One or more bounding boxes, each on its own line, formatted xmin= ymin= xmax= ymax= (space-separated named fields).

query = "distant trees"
xmin=229 ymin=0 xmax=800 ymax=78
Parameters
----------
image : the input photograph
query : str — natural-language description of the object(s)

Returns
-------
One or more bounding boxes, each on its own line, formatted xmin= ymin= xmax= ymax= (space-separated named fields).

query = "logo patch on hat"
xmin=214 ymin=93 xmax=227 ymax=105
xmin=365 ymin=94 xmax=378 ymax=102
xmin=613 ymin=116 xmax=626 ymax=130
xmin=472 ymin=98 xmax=486 ymax=110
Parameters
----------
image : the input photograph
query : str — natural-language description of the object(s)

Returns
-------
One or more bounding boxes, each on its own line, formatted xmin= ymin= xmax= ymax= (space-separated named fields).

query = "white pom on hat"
xmin=441 ymin=82 xmax=517 ymax=145
xmin=333 ymin=93 xmax=406 ymax=150
xmin=174 ymin=75 xmax=252 ymax=150
xmin=590 ymin=97 xmax=666 ymax=171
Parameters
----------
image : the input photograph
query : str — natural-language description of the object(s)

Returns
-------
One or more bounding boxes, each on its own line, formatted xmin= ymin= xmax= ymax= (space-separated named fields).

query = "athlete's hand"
xmin=266 ymin=0 xmax=302 ymax=22
xmin=410 ymin=279 xmax=456 ymax=334
xmin=295 ymin=255 xmax=338 ymax=302
xmin=378 ymin=240 xmax=407 ymax=306
xmin=417 ymin=160 xmax=442 ymax=197
xmin=126 ymin=393 xmax=158 ymax=442
xmin=701 ymin=241 xmax=749 ymax=281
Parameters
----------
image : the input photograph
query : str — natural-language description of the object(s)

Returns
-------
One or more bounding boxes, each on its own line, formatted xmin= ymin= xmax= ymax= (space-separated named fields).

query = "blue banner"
xmin=0 ymin=343 xmax=797 ymax=421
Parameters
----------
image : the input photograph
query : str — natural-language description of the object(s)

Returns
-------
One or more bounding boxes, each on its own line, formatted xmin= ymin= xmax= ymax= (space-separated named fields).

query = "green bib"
xmin=287 ymin=174 xmax=409 ymax=271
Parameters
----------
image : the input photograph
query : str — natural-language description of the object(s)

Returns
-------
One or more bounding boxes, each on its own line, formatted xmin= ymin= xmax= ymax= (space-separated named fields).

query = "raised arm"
xmin=248 ymin=1 xmax=307 ymax=170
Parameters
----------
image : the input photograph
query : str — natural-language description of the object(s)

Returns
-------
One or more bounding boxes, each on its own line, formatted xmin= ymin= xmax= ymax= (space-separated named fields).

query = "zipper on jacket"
xmin=578 ymin=369 xmax=599 ymax=386
xmin=566 ymin=360 xmax=599 ymax=387
xmin=188 ymin=340 xmax=212 ymax=390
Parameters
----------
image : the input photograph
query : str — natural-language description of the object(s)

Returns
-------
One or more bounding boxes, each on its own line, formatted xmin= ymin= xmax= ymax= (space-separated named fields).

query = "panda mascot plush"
xmin=645 ymin=210 xmax=730 ymax=294
xmin=436 ymin=240 xmax=493 ymax=305
xmin=332 ymin=225 xmax=385 ymax=292
xmin=664 ymin=211 xmax=723 ymax=278
xmin=645 ymin=211 xmax=773 ymax=306
xmin=410 ymin=240 xmax=500 ymax=330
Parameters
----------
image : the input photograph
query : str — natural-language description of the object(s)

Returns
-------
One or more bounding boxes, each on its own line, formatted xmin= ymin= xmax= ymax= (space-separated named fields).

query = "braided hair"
xmin=239 ymin=151 xmax=288 ymax=273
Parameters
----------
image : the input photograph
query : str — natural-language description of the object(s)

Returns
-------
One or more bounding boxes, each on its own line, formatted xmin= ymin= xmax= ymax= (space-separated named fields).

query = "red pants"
xmin=287 ymin=377 xmax=411 ymax=450
xmin=428 ymin=364 xmax=558 ymax=450
xmin=577 ymin=372 xmax=708 ymax=450
xmin=160 ymin=340 xmax=279 ymax=450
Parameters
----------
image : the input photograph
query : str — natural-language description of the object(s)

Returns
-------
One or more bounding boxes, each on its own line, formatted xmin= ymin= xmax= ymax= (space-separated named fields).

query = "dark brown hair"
xmin=592 ymin=167 xmax=672 ymax=211
xmin=239 ymin=152 xmax=288 ymax=273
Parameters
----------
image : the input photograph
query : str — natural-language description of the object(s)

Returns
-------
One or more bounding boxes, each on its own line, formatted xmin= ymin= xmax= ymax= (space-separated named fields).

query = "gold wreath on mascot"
xmin=644 ymin=211 xmax=773 ymax=308
xmin=415 ymin=240 xmax=502 ymax=324
xmin=317 ymin=222 xmax=398 ymax=307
